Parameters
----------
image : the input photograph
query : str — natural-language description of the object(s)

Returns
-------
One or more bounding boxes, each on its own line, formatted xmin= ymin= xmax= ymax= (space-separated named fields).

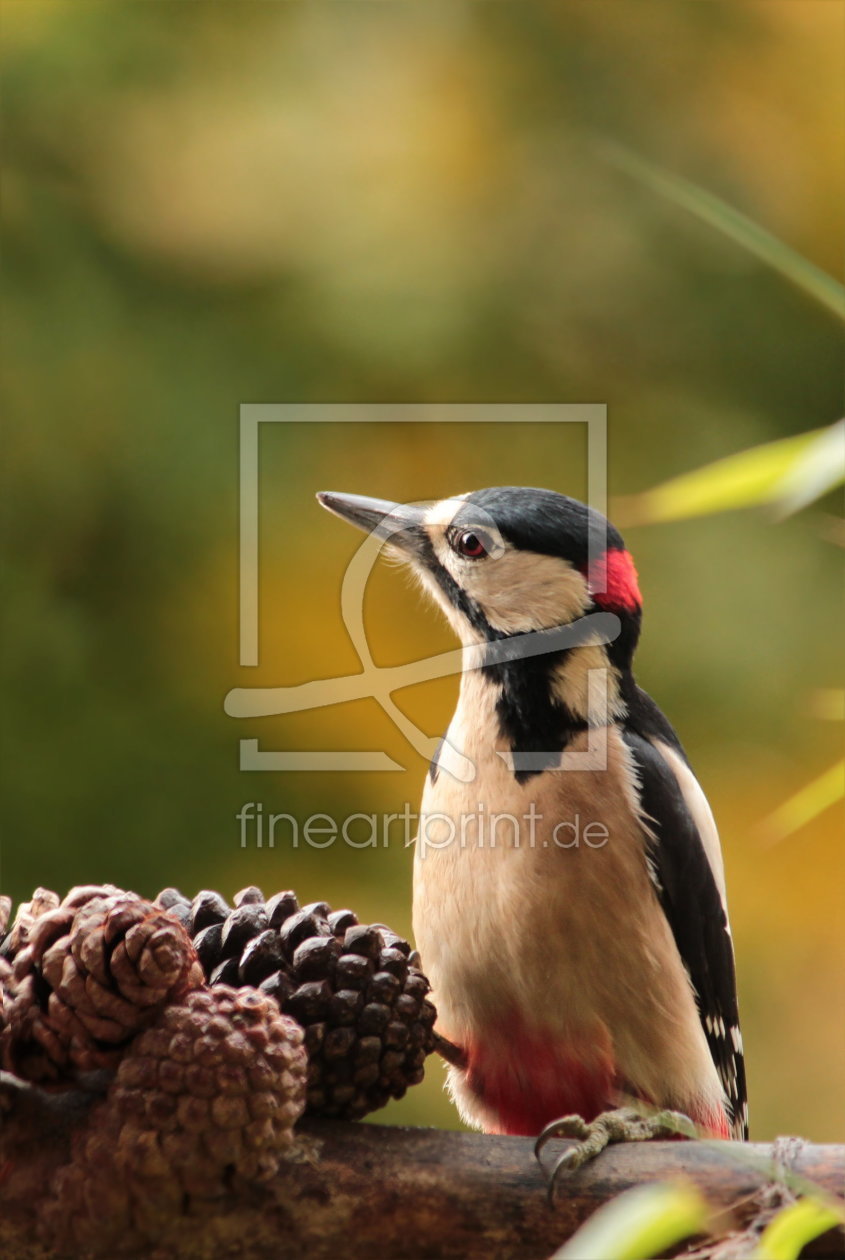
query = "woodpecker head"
xmin=317 ymin=486 xmax=642 ymax=671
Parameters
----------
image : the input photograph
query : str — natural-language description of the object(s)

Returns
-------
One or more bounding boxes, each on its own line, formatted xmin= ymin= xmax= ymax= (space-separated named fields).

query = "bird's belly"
xmin=414 ymin=783 xmax=623 ymax=1131
xmin=413 ymin=726 xmax=721 ymax=1133
xmin=415 ymin=746 xmax=641 ymax=1044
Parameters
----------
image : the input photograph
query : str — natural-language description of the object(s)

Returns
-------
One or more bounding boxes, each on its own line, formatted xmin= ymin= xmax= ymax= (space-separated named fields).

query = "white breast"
xmin=413 ymin=673 xmax=725 ymax=1119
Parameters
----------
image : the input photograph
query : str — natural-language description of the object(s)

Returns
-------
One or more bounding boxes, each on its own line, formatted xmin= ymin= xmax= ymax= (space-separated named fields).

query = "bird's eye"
xmin=454 ymin=530 xmax=490 ymax=559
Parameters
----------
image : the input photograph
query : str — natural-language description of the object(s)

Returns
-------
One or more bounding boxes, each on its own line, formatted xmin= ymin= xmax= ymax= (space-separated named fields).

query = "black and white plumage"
xmin=318 ymin=486 xmax=748 ymax=1140
xmin=622 ymin=719 xmax=748 ymax=1138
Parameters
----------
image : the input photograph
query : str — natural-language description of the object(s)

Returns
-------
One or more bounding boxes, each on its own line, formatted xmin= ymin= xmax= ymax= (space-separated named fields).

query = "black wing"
xmin=621 ymin=677 xmax=691 ymax=764
xmin=622 ymin=727 xmax=748 ymax=1138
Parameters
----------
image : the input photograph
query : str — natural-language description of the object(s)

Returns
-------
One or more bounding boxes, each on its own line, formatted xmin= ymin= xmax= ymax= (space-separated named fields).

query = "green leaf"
xmin=551 ymin=1181 xmax=709 ymax=1260
xmin=616 ymin=428 xmax=828 ymax=525
xmin=758 ymin=761 xmax=845 ymax=845
xmin=773 ymin=419 xmax=845 ymax=519
xmin=599 ymin=143 xmax=845 ymax=322
xmin=750 ymin=1196 xmax=845 ymax=1260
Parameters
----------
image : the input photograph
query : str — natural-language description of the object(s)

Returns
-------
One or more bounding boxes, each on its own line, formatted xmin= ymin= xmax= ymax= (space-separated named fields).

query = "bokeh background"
xmin=2 ymin=2 xmax=842 ymax=1140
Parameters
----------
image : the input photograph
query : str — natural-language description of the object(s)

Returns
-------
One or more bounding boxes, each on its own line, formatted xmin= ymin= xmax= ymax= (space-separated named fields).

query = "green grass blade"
xmin=616 ymin=429 xmax=826 ymax=525
xmin=773 ymin=418 xmax=845 ymax=518
xmin=600 ymin=143 xmax=845 ymax=322
xmin=750 ymin=1196 xmax=845 ymax=1260
xmin=551 ymin=1181 xmax=709 ymax=1260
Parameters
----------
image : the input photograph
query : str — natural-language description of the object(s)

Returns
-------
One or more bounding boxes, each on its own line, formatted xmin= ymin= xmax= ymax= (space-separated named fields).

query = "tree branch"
xmin=1 ymin=1074 xmax=843 ymax=1259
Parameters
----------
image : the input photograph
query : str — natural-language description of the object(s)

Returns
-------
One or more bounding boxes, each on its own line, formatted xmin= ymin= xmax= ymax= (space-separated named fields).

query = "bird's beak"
xmin=316 ymin=491 xmax=428 ymax=556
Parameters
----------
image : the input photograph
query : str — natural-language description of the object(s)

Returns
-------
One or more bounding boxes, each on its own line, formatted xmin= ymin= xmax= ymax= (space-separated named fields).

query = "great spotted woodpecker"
xmin=318 ymin=486 xmax=748 ymax=1155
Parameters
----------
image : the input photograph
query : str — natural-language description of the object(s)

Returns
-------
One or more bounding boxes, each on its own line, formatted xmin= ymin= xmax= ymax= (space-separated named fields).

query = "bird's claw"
xmin=534 ymin=1113 xmax=591 ymax=1162
xmin=535 ymin=1106 xmax=697 ymax=1202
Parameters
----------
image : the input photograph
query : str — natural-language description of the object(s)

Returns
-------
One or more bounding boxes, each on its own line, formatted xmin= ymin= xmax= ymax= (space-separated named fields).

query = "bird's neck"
xmin=458 ymin=641 xmax=628 ymax=781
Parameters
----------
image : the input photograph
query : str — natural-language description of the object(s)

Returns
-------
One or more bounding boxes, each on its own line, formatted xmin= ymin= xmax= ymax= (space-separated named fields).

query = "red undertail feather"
xmin=462 ymin=1017 xmax=733 ymax=1139
xmin=692 ymin=1102 xmax=731 ymax=1140
xmin=465 ymin=1020 xmax=616 ymax=1138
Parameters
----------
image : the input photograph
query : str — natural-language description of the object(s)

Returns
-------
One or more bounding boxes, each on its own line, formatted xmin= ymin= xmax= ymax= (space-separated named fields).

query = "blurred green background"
xmin=2 ymin=2 xmax=842 ymax=1140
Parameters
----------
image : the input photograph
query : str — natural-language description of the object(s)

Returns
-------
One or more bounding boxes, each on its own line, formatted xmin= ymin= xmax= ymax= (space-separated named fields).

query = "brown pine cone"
xmin=0 ymin=955 xmax=12 ymax=1041
xmin=44 ymin=985 xmax=307 ymax=1255
xmin=183 ymin=885 xmax=438 ymax=1120
xmin=1 ymin=886 xmax=204 ymax=1085
xmin=0 ymin=893 xmax=11 ymax=941
xmin=0 ymin=886 xmax=62 ymax=958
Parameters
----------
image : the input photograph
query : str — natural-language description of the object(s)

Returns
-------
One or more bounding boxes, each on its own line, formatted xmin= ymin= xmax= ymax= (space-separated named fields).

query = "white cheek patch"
xmin=471 ymin=551 xmax=592 ymax=634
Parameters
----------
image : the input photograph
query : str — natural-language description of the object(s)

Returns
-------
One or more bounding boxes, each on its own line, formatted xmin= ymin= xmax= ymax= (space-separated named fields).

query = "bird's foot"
xmin=535 ymin=1106 xmax=697 ymax=1200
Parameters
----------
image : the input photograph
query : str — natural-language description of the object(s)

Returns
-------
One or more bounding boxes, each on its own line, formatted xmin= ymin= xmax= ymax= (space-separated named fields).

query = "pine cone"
xmin=180 ymin=885 xmax=438 ymax=1120
xmin=44 ymin=985 xmax=307 ymax=1255
xmin=1 ymin=886 xmax=203 ymax=1084
xmin=0 ymin=885 xmax=62 ymax=959
xmin=0 ymin=955 xmax=12 ymax=1041
xmin=0 ymin=893 xmax=11 ymax=941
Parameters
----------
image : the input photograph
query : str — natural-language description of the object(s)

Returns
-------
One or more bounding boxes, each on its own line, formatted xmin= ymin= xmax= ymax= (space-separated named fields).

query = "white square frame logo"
xmin=226 ymin=403 xmax=609 ymax=774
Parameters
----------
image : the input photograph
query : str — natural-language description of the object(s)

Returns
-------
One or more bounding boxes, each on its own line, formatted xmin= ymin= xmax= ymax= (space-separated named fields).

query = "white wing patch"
xmin=651 ymin=738 xmax=730 ymax=926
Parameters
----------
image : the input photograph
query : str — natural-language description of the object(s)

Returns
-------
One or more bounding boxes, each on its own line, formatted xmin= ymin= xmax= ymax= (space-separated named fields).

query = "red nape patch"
xmin=465 ymin=1022 xmax=616 ymax=1138
xmin=584 ymin=548 xmax=641 ymax=612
